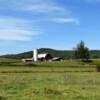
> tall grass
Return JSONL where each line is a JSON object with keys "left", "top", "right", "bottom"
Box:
{"left": 0, "top": 60, "right": 97, "bottom": 73}
{"left": 0, "top": 59, "right": 99, "bottom": 99}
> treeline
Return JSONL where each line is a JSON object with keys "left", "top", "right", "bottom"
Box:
{"left": 0, "top": 48, "right": 100, "bottom": 60}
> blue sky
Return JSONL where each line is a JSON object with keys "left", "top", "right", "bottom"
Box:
{"left": 0, "top": 0, "right": 100, "bottom": 55}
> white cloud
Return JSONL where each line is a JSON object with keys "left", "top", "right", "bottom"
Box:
{"left": 20, "top": 2, "right": 67, "bottom": 15}
{"left": 0, "top": 29, "right": 41, "bottom": 41}
{"left": 0, "top": 0, "right": 78, "bottom": 24}
{"left": 20, "top": 0, "right": 79, "bottom": 24}
{"left": 0, "top": 17, "right": 30, "bottom": 24}
{"left": 52, "top": 18, "right": 79, "bottom": 24}
{"left": 0, "top": 17, "right": 41, "bottom": 41}
{"left": 0, "top": 16, "right": 31, "bottom": 29}
{"left": 0, "top": 0, "right": 79, "bottom": 42}
{"left": 22, "top": 2, "right": 78, "bottom": 24}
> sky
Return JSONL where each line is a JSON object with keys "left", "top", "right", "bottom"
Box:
{"left": 0, "top": 0, "right": 100, "bottom": 55}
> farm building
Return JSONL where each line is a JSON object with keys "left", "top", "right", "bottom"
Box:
{"left": 22, "top": 58, "right": 34, "bottom": 62}
{"left": 52, "top": 57, "right": 63, "bottom": 61}
{"left": 38, "top": 53, "right": 53, "bottom": 61}
{"left": 22, "top": 53, "right": 53, "bottom": 62}
{"left": 22, "top": 49, "right": 62, "bottom": 62}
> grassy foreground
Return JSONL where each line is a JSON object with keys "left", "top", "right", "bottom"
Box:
{"left": 0, "top": 59, "right": 100, "bottom": 100}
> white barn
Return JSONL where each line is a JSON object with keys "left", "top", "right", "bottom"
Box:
{"left": 38, "top": 53, "right": 53, "bottom": 61}
{"left": 22, "top": 49, "right": 62, "bottom": 62}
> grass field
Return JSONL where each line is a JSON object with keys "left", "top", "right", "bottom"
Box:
{"left": 0, "top": 58, "right": 100, "bottom": 100}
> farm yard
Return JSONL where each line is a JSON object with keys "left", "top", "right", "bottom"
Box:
{"left": 0, "top": 58, "right": 100, "bottom": 100}
{"left": 0, "top": 0, "right": 100, "bottom": 99}
{"left": 0, "top": 0, "right": 100, "bottom": 98}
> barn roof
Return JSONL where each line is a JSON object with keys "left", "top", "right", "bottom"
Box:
{"left": 38, "top": 53, "right": 48, "bottom": 58}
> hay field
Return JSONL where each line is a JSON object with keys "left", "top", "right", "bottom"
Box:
{"left": 0, "top": 59, "right": 100, "bottom": 100}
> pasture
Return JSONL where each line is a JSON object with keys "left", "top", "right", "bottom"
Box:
{"left": 0, "top": 58, "right": 100, "bottom": 100}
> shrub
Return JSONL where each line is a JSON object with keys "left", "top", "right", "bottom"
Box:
{"left": 96, "top": 64, "right": 100, "bottom": 72}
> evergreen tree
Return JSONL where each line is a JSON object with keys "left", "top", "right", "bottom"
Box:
{"left": 74, "top": 41, "right": 90, "bottom": 61}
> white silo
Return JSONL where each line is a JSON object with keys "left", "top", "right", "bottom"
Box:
{"left": 33, "top": 49, "right": 38, "bottom": 62}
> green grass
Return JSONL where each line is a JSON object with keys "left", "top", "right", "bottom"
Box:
{"left": 0, "top": 60, "right": 97, "bottom": 73}
{"left": 0, "top": 59, "right": 100, "bottom": 100}
{"left": 0, "top": 73, "right": 100, "bottom": 100}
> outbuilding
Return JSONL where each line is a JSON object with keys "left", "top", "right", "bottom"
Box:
{"left": 38, "top": 53, "right": 53, "bottom": 61}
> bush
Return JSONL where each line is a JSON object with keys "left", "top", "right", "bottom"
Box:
{"left": 96, "top": 64, "right": 100, "bottom": 72}
{"left": 82, "top": 59, "right": 93, "bottom": 63}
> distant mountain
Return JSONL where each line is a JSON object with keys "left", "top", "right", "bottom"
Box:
{"left": 0, "top": 48, "right": 100, "bottom": 59}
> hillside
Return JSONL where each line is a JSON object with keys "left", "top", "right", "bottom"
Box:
{"left": 0, "top": 48, "right": 100, "bottom": 59}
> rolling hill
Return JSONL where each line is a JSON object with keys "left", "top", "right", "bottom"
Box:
{"left": 0, "top": 48, "right": 100, "bottom": 59}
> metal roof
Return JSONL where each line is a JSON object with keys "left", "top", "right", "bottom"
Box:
{"left": 38, "top": 53, "right": 48, "bottom": 58}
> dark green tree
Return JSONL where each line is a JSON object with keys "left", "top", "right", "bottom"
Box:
{"left": 74, "top": 41, "right": 90, "bottom": 61}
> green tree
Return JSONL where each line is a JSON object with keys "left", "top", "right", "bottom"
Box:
{"left": 74, "top": 41, "right": 90, "bottom": 61}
